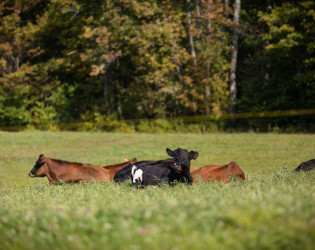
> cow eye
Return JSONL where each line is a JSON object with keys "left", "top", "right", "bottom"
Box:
{"left": 35, "top": 161, "right": 44, "bottom": 168}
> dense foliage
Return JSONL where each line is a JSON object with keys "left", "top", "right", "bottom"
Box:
{"left": 0, "top": 0, "right": 314, "bottom": 131}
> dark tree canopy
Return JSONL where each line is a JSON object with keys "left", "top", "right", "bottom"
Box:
{"left": 0, "top": 0, "right": 314, "bottom": 131}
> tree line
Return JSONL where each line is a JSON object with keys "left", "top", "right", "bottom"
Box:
{"left": 0, "top": 0, "right": 314, "bottom": 131}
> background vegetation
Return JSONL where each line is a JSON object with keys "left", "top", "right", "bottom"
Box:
{"left": 1, "top": 0, "right": 315, "bottom": 132}
{"left": 0, "top": 132, "right": 314, "bottom": 249}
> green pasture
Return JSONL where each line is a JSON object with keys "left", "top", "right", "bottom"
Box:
{"left": 0, "top": 132, "right": 314, "bottom": 249}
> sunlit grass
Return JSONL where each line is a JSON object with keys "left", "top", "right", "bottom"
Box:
{"left": 0, "top": 132, "right": 314, "bottom": 249}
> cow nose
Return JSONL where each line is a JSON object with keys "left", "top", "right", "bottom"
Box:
{"left": 29, "top": 172, "right": 35, "bottom": 178}
{"left": 174, "top": 165, "right": 182, "bottom": 173}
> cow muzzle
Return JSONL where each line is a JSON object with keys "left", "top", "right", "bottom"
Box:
{"left": 29, "top": 172, "right": 35, "bottom": 178}
{"left": 174, "top": 165, "right": 182, "bottom": 173}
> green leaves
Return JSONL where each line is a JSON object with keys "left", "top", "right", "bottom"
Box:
{"left": 259, "top": 1, "right": 314, "bottom": 51}
{"left": 0, "top": 0, "right": 314, "bottom": 130}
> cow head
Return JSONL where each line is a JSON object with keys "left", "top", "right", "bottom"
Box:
{"left": 29, "top": 154, "right": 47, "bottom": 178}
{"left": 166, "top": 148, "right": 199, "bottom": 175}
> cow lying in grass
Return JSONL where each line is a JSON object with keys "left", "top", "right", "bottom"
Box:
{"left": 29, "top": 154, "right": 137, "bottom": 185}
{"left": 294, "top": 159, "right": 315, "bottom": 172}
{"left": 190, "top": 161, "right": 245, "bottom": 183}
{"left": 131, "top": 148, "right": 199, "bottom": 188}
{"left": 114, "top": 160, "right": 174, "bottom": 182}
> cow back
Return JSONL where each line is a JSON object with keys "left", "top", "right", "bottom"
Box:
{"left": 294, "top": 159, "right": 315, "bottom": 172}
{"left": 46, "top": 158, "right": 110, "bottom": 184}
{"left": 190, "top": 166, "right": 199, "bottom": 172}
{"left": 137, "top": 161, "right": 183, "bottom": 186}
{"left": 113, "top": 160, "right": 164, "bottom": 182}
{"left": 103, "top": 158, "right": 138, "bottom": 180}
{"left": 192, "top": 161, "right": 245, "bottom": 183}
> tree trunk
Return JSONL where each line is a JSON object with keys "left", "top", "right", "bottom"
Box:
{"left": 172, "top": 38, "right": 184, "bottom": 84}
{"left": 297, "top": 61, "right": 306, "bottom": 130}
{"left": 205, "top": 0, "right": 212, "bottom": 115}
{"left": 206, "top": 0, "right": 212, "bottom": 35}
{"left": 103, "top": 68, "right": 113, "bottom": 103}
{"left": 222, "top": 0, "right": 229, "bottom": 32}
{"left": 103, "top": 51, "right": 118, "bottom": 103}
{"left": 229, "top": 0, "right": 241, "bottom": 114}
{"left": 117, "top": 91, "right": 123, "bottom": 119}
{"left": 195, "top": 0, "right": 201, "bottom": 31}
{"left": 187, "top": 0, "right": 197, "bottom": 68}
{"left": 299, "top": 88, "right": 306, "bottom": 130}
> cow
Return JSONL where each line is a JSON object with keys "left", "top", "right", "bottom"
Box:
{"left": 191, "top": 161, "right": 245, "bottom": 183}
{"left": 29, "top": 154, "right": 130, "bottom": 185}
{"left": 131, "top": 148, "right": 199, "bottom": 188}
{"left": 294, "top": 159, "right": 315, "bottom": 172}
{"left": 113, "top": 160, "right": 172, "bottom": 183}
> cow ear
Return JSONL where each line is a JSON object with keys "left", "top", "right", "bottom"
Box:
{"left": 39, "top": 154, "right": 44, "bottom": 158}
{"left": 189, "top": 151, "right": 199, "bottom": 160}
{"left": 166, "top": 148, "right": 176, "bottom": 157}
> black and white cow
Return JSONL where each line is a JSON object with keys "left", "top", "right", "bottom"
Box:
{"left": 131, "top": 148, "right": 199, "bottom": 188}
{"left": 294, "top": 159, "right": 315, "bottom": 172}
{"left": 113, "top": 160, "right": 168, "bottom": 183}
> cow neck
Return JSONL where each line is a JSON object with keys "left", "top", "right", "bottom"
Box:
{"left": 180, "top": 166, "right": 193, "bottom": 183}
{"left": 185, "top": 169, "right": 193, "bottom": 183}
{"left": 45, "top": 158, "right": 60, "bottom": 184}
{"left": 104, "top": 161, "right": 131, "bottom": 172}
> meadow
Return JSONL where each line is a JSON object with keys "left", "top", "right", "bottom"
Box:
{"left": 0, "top": 131, "right": 314, "bottom": 249}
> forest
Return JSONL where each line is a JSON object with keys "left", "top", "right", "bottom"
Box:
{"left": 0, "top": 0, "right": 314, "bottom": 132}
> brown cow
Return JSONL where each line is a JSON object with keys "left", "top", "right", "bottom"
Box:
{"left": 190, "top": 161, "right": 245, "bottom": 183}
{"left": 29, "top": 154, "right": 111, "bottom": 185}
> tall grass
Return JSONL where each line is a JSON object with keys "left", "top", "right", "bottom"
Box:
{"left": 0, "top": 132, "right": 314, "bottom": 249}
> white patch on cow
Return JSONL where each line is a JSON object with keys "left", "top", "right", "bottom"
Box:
{"left": 132, "top": 169, "right": 143, "bottom": 184}
{"left": 131, "top": 165, "right": 137, "bottom": 177}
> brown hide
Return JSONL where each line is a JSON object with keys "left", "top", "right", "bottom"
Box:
{"left": 190, "top": 166, "right": 199, "bottom": 172}
{"left": 190, "top": 161, "right": 245, "bottom": 183}
{"left": 103, "top": 157, "right": 137, "bottom": 180}
{"left": 29, "top": 156, "right": 110, "bottom": 185}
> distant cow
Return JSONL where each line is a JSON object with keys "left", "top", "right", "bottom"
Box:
{"left": 294, "top": 159, "right": 315, "bottom": 172}
{"left": 29, "top": 154, "right": 111, "bottom": 184}
{"left": 29, "top": 155, "right": 138, "bottom": 184}
{"left": 131, "top": 148, "right": 199, "bottom": 188}
{"left": 191, "top": 161, "right": 245, "bottom": 183}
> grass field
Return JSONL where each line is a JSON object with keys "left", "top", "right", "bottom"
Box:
{"left": 0, "top": 131, "right": 314, "bottom": 249}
